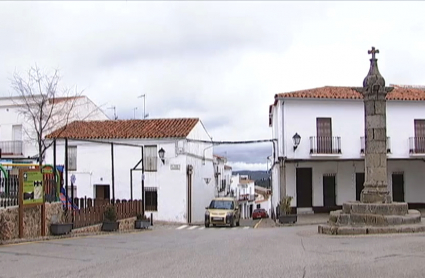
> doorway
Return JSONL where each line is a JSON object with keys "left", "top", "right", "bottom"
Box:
{"left": 316, "top": 118, "right": 332, "bottom": 153}
{"left": 355, "top": 173, "right": 365, "bottom": 201}
{"left": 296, "top": 168, "right": 313, "bottom": 208}
{"left": 95, "top": 185, "right": 110, "bottom": 200}
{"left": 392, "top": 173, "right": 405, "bottom": 202}
{"left": 323, "top": 174, "right": 336, "bottom": 207}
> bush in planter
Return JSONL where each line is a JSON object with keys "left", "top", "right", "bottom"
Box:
{"left": 102, "top": 204, "right": 119, "bottom": 231}
{"left": 50, "top": 211, "right": 73, "bottom": 236}
{"left": 135, "top": 213, "right": 151, "bottom": 229}
{"left": 279, "top": 196, "right": 297, "bottom": 224}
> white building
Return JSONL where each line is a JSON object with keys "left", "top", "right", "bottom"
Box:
{"left": 254, "top": 185, "right": 271, "bottom": 215}
{"left": 269, "top": 85, "right": 425, "bottom": 214}
{"left": 0, "top": 95, "right": 108, "bottom": 162}
{"left": 230, "top": 174, "right": 255, "bottom": 218}
{"left": 213, "top": 155, "right": 232, "bottom": 197}
{"left": 45, "top": 117, "right": 215, "bottom": 224}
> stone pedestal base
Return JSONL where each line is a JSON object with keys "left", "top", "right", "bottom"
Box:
{"left": 318, "top": 201, "right": 425, "bottom": 235}
{"left": 360, "top": 185, "right": 392, "bottom": 203}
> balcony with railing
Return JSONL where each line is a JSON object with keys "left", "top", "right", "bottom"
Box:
{"left": 0, "top": 141, "right": 23, "bottom": 156}
{"left": 238, "top": 194, "right": 256, "bottom": 202}
{"left": 309, "top": 136, "right": 341, "bottom": 156}
{"left": 409, "top": 137, "right": 425, "bottom": 155}
{"left": 360, "top": 137, "right": 391, "bottom": 154}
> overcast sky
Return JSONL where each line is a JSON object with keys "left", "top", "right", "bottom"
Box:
{"left": 1, "top": 1, "right": 425, "bottom": 171}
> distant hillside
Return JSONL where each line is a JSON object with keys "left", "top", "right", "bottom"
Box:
{"left": 233, "top": 170, "right": 271, "bottom": 188}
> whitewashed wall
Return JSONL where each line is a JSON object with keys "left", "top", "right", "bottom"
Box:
{"left": 0, "top": 96, "right": 108, "bottom": 158}
{"left": 271, "top": 98, "right": 425, "bottom": 160}
{"left": 285, "top": 160, "right": 425, "bottom": 207}
{"left": 185, "top": 121, "right": 215, "bottom": 223}
{"left": 44, "top": 139, "right": 189, "bottom": 223}
{"left": 271, "top": 166, "right": 280, "bottom": 210}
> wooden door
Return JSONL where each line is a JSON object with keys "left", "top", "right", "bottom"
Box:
{"left": 356, "top": 173, "right": 365, "bottom": 201}
{"left": 323, "top": 174, "right": 336, "bottom": 207}
{"left": 316, "top": 118, "right": 332, "bottom": 153}
{"left": 414, "top": 120, "right": 425, "bottom": 153}
{"left": 95, "top": 185, "right": 110, "bottom": 200}
{"left": 392, "top": 173, "right": 405, "bottom": 202}
{"left": 296, "top": 168, "right": 313, "bottom": 208}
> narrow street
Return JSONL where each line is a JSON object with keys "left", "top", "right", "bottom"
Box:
{"left": 1, "top": 223, "right": 425, "bottom": 278}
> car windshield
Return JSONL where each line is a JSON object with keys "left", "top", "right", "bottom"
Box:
{"left": 209, "top": 200, "right": 234, "bottom": 210}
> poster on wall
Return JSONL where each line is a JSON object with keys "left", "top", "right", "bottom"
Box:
{"left": 22, "top": 170, "right": 44, "bottom": 205}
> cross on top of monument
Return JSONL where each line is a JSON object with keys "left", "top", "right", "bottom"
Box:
{"left": 368, "top": 47, "right": 379, "bottom": 60}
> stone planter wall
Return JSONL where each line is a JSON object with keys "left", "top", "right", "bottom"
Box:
{"left": 0, "top": 202, "right": 65, "bottom": 241}
{"left": 71, "top": 217, "right": 137, "bottom": 234}
{"left": 0, "top": 204, "right": 137, "bottom": 242}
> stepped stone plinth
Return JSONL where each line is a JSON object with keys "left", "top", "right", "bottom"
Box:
{"left": 318, "top": 201, "right": 425, "bottom": 235}
{"left": 318, "top": 47, "right": 425, "bottom": 236}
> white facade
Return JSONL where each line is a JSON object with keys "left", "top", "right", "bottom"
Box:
{"left": 230, "top": 174, "right": 256, "bottom": 218}
{"left": 44, "top": 120, "right": 215, "bottom": 224}
{"left": 0, "top": 96, "right": 108, "bottom": 160}
{"left": 254, "top": 186, "right": 271, "bottom": 214}
{"left": 269, "top": 86, "right": 425, "bottom": 213}
{"left": 213, "top": 155, "right": 232, "bottom": 197}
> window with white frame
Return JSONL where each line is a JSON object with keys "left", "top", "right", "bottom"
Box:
{"left": 67, "top": 146, "right": 77, "bottom": 171}
{"left": 143, "top": 145, "right": 158, "bottom": 172}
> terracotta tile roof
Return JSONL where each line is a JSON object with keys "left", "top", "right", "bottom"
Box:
{"left": 224, "top": 165, "right": 232, "bottom": 170}
{"left": 239, "top": 179, "right": 255, "bottom": 184}
{"left": 45, "top": 118, "right": 199, "bottom": 139}
{"left": 213, "top": 154, "right": 226, "bottom": 160}
{"left": 275, "top": 86, "right": 425, "bottom": 101}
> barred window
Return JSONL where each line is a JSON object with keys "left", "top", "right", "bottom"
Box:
{"left": 143, "top": 145, "right": 158, "bottom": 172}
{"left": 67, "top": 146, "right": 77, "bottom": 171}
{"left": 145, "top": 187, "right": 158, "bottom": 211}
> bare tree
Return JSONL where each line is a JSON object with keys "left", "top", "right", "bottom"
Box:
{"left": 10, "top": 66, "right": 83, "bottom": 167}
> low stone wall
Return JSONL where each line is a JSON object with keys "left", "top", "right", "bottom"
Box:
{"left": 0, "top": 202, "right": 64, "bottom": 241}
{"left": 1, "top": 203, "right": 139, "bottom": 242}
{"left": 71, "top": 217, "right": 137, "bottom": 234}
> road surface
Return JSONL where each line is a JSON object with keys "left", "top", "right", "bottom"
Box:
{"left": 1, "top": 223, "right": 425, "bottom": 278}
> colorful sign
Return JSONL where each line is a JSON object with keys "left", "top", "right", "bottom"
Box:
{"left": 22, "top": 171, "right": 44, "bottom": 205}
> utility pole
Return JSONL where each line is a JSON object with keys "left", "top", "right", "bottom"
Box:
{"left": 137, "top": 94, "right": 148, "bottom": 119}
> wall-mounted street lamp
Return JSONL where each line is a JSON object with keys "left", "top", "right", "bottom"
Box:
{"left": 292, "top": 133, "right": 301, "bottom": 151}
{"left": 158, "top": 148, "right": 165, "bottom": 164}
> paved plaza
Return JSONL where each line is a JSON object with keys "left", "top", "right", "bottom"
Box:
{"left": 1, "top": 221, "right": 425, "bottom": 278}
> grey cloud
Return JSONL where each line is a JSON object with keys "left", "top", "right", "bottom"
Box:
{"left": 214, "top": 143, "right": 272, "bottom": 165}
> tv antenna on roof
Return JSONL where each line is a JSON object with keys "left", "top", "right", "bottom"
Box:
{"left": 108, "top": 106, "right": 118, "bottom": 120}
{"left": 137, "top": 94, "right": 149, "bottom": 119}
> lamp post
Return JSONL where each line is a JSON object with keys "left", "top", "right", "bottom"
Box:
{"left": 158, "top": 148, "right": 165, "bottom": 164}
{"left": 292, "top": 133, "right": 301, "bottom": 150}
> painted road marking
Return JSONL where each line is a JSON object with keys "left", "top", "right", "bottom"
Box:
{"left": 254, "top": 219, "right": 263, "bottom": 229}
{"left": 174, "top": 226, "right": 250, "bottom": 230}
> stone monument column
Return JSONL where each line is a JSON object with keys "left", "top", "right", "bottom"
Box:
{"left": 358, "top": 47, "right": 394, "bottom": 204}
{"left": 318, "top": 47, "right": 424, "bottom": 235}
